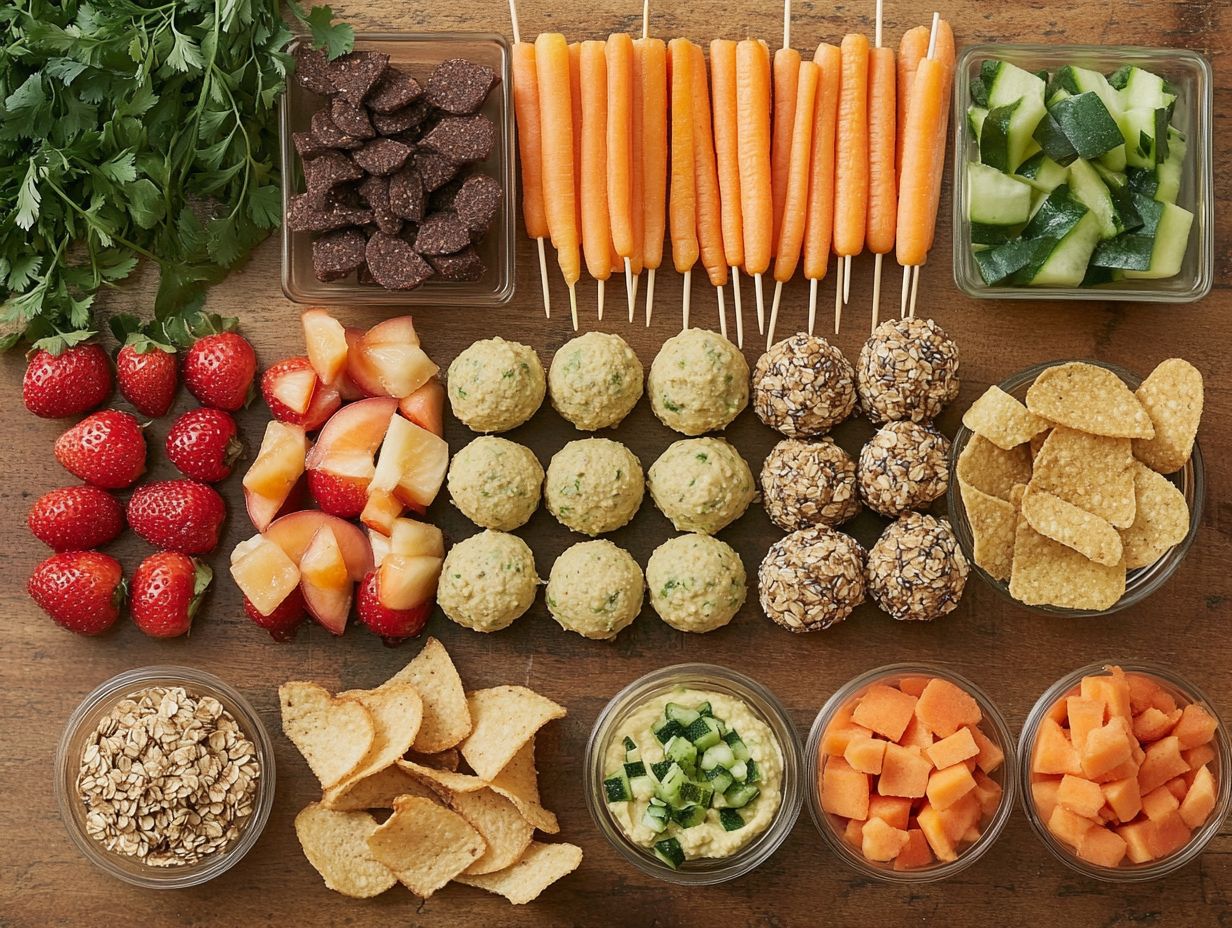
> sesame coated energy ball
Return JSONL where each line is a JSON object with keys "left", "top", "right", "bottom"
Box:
{"left": 858, "top": 421, "right": 951, "bottom": 518}
{"left": 752, "top": 333, "right": 857, "bottom": 437}
{"left": 760, "top": 438, "right": 860, "bottom": 531}
{"left": 548, "top": 331, "right": 644, "bottom": 431}
{"left": 648, "top": 328, "right": 750, "bottom": 435}
{"left": 447, "top": 436, "right": 544, "bottom": 530}
{"left": 856, "top": 317, "right": 960, "bottom": 425}
{"left": 866, "top": 513, "right": 969, "bottom": 622}
{"left": 545, "top": 438, "right": 644, "bottom": 536}
{"left": 647, "top": 437, "right": 756, "bottom": 535}
{"left": 546, "top": 540, "right": 645, "bottom": 640}
{"left": 447, "top": 337, "right": 546, "bottom": 433}
{"left": 758, "top": 527, "right": 866, "bottom": 633}
{"left": 646, "top": 533, "right": 747, "bottom": 633}
{"left": 438, "top": 530, "right": 539, "bottom": 632}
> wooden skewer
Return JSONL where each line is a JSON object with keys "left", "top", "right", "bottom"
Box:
{"left": 900, "top": 262, "right": 911, "bottom": 319}
{"left": 644, "top": 268, "right": 656, "bottom": 326}
{"left": 624, "top": 257, "right": 635, "bottom": 321}
{"left": 767, "top": 279, "right": 783, "bottom": 349}
{"left": 732, "top": 266, "right": 745, "bottom": 347}
{"left": 597, "top": 278, "right": 605, "bottom": 320}
{"left": 717, "top": 285, "right": 728, "bottom": 338}
{"left": 833, "top": 262, "right": 843, "bottom": 334}
{"left": 807, "top": 277, "right": 817, "bottom": 334}
{"left": 509, "top": 0, "right": 552, "bottom": 318}
{"left": 569, "top": 284, "right": 579, "bottom": 329}
{"left": 682, "top": 269, "right": 692, "bottom": 330}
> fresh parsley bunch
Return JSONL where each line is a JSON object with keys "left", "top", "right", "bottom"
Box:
{"left": 0, "top": 0, "right": 353, "bottom": 353}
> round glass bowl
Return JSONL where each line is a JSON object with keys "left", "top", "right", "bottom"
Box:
{"left": 55, "top": 666, "right": 276, "bottom": 889}
{"left": 948, "top": 359, "right": 1204, "bottom": 616}
{"left": 1019, "top": 661, "right": 1230, "bottom": 882}
{"left": 585, "top": 663, "right": 804, "bottom": 885}
{"left": 806, "top": 663, "right": 1018, "bottom": 882}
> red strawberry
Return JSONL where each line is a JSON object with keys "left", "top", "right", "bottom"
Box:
{"left": 54, "top": 410, "right": 147, "bottom": 488}
{"left": 28, "top": 551, "right": 125, "bottom": 635}
{"left": 166, "top": 407, "right": 243, "bottom": 482}
{"left": 23, "top": 344, "right": 113, "bottom": 419}
{"left": 184, "top": 332, "right": 257, "bottom": 411}
{"left": 130, "top": 552, "right": 212, "bottom": 638}
{"left": 307, "top": 469, "right": 368, "bottom": 519}
{"left": 28, "top": 486, "right": 125, "bottom": 551}
{"left": 243, "top": 588, "right": 307, "bottom": 642}
{"left": 117, "top": 344, "right": 178, "bottom": 417}
{"left": 127, "top": 480, "right": 226, "bottom": 554}
{"left": 356, "top": 571, "right": 431, "bottom": 645}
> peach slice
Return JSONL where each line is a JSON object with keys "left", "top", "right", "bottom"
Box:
{"left": 264, "top": 511, "right": 373, "bottom": 581}
{"left": 305, "top": 396, "right": 398, "bottom": 481}
{"left": 377, "top": 554, "right": 443, "bottom": 610}
{"left": 299, "top": 525, "right": 353, "bottom": 635}
{"left": 361, "top": 488, "right": 403, "bottom": 535}
{"left": 302, "top": 309, "right": 349, "bottom": 384}
{"left": 399, "top": 378, "right": 446, "bottom": 437}
{"left": 370, "top": 414, "right": 449, "bottom": 508}
{"left": 344, "top": 326, "right": 384, "bottom": 397}
{"left": 230, "top": 535, "right": 301, "bottom": 617}
{"left": 389, "top": 518, "right": 445, "bottom": 558}
{"left": 243, "top": 420, "right": 307, "bottom": 505}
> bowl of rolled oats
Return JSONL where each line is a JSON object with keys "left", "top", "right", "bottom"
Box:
{"left": 55, "top": 666, "right": 275, "bottom": 887}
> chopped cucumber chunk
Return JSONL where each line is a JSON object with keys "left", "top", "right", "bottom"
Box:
{"left": 653, "top": 718, "right": 685, "bottom": 744}
{"left": 745, "top": 758, "right": 761, "bottom": 784}
{"left": 967, "top": 162, "right": 1033, "bottom": 226}
{"left": 719, "top": 809, "right": 745, "bottom": 832}
{"left": 723, "top": 784, "right": 761, "bottom": 809}
{"left": 683, "top": 716, "right": 722, "bottom": 749}
{"left": 649, "top": 760, "right": 673, "bottom": 781}
{"left": 624, "top": 761, "right": 647, "bottom": 779}
{"left": 664, "top": 735, "right": 698, "bottom": 773}
{"left": 622, "top": 736, "right": 636, "bottom": 753}
{"left": 665, "top": 703, "right": 701, "bottom": 727}
{"left": 642, "top": 804, "right": 670, "bottom": 833}
{"left": 672, "top": 804, "right": 707, "bottom": 829}
{"left": 654, "top": 837, "right": 685, "bottom": 869}
{"left": 703, "top": 765, "right": 735, "bottom": 795}
{"left": 604, "top": 774, "right": 631, "bottom": 803}
{"left": 700, "top": 742, "right": 736, "bottom": 772}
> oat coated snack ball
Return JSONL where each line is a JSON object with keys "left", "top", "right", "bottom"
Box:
{"left": 858, "top": 421, "right": 951, "bottom": 518}
{"left": 646, "top": 534, "right": 747, "bottom": 633}
{"left": 447, "top": 436, "right": 544, "bottom": 530}
{"left": 447, "top": 337, "right": 546, "bottom": 432}
{"left": 758, "top": 527, "right": 866, "bottom": 632}
{"left": 647, "top": 437, "right": 756, "bottom": 535}
{"left": 856, "top": 317, "right": 960, "bottom": 425}
{"left": 549, "top": 331, "right": 644, "bottom": 430}
{"left": 546, "top": 540, "right": 645, "bottom": 640}
{"left": 752, "top": 333, "right": 857, "bottom": 437}
{"left": 544, "top": 438, "right": 644, "bottom": 536}
{"left": 866, "top": 513, "right": 969, "bottom": 622}
{"left": 648, "top": 328, "right": 750, "bottom": 435}
{"left": 760, "top": 438, "right": 860, "bottom": 531}
{"left": 438, "top": 530, "right": 539, "bottom": 632}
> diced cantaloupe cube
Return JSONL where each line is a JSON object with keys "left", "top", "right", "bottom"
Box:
{"left": 1179, "top": 766, "right": 1217, "bottom": 829}
{"left": 1183, "top": 743, "right": 1216, "bottom": 772}
{"left": 1081, "top": 669, "right": 1132, "bottom": 721}
{"left": 852, "top": 684, "right": 919, "bottom": 742}
{"left": 821, "top": 720, "right": 874, "bottom": 756}
{"left": 1057, "top": 775, "right": 1106, "bottom": 819}
{"left": 1102, "top": 776, "right": 1142, "bottom": 823}
{"left": 1093, "top": 757, "right": 1140, "bottom": 785}
{"left": 894, "top": 828, "right": 935, "bottom": 871}
{"left": 899, "top": 715, "right": 934, "bottom": 750}
{"left": 821, "top": 757, "right": 871, "bottom": 821}
{"left": 926, "top": 728, "right": 979, "bottom": 770}
{"left": 916, "top": 803, "right": 957, "bottom": 862}
{"left": 1166, "top": 777, "right": 1190, "bottom": 801}
{"left": 1047, "top": 806, "right": 1097, "bottom": 848}
{"left": 927, "top": 763, "right": 978, "bottom": 811}
{"left": 915, "top": 678, "right": 982, "bottom": 738}
{"left": 898, "top": 676, "right": 930, "bottom": 698}
{"left": 1032, "top": 777, "right": 1063, "bottom": 821}
{"left": 1127, "top": 673, "right": 1162, "bottom": 715}
{"left": 1034, "top": 718, "right": 1083, "bottom": 776}
{"left": 1145, "top": 810, "right": 1192, "bottom": 859}
{"left": 966, "top": 724, "right": 1005, "bottom": 774}
{"left": 867, "top": 795, "right": 912, "bottom": 830}
{"left": 844, "top": 735, "right": 888, "bottom": 775}
{"left": 971, "top": 769, "right": 1003, "bottom": 815}
{"left": 1066, "top": 696, "right": 1105, "bottom": 753}
{"left": 1045, "top": 695, "right": 1070, "bottom": 725}
{"left": 878, "top": 743, "right": 933, "bottom": 799}
{"left": 1077, "top": 825, "right": 1128, "bottom": 868}
{"left": 862, "top": 816, "right": 911, "bottom": 862}
{"left": 1173, "top": 704, "right": 1218, "bottom": 750}
{"left": 1138, "top": 736, "right": 1191, "bottom": 794}
{"left": 1150, "top": 687, "right": 1178, "bottom": 715}
{"left": 1132, "top": 706, "right": 1182, "bottom": 743}
{"left": 1118, "top": 821, "right": 1156, "bottom": 863}
{"left": 842, "top": 816, "right": 865, "bottom": 848}
{"left": 1081, "top": 718, "right": 1134, "bottom": 779}
{"left": 1141, "top": 784, "right": 1180, "bottom": 822}
{"left": 939, "top": 792, "right": 982, "bottom": 842}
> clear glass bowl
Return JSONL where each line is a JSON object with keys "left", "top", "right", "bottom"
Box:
{"left": 951, "top": 44, "right": 1213, "bottom": 302}
{"left": 55, "top": 666, "right": 275, "bottom": 889}
{"left": 947, "top": 359, "right": 1204, "bottom": 616}
{"left": 1019, "top": 661, "right": 1230, "bottom": 881}
{"left": 585, "top": 663, "right": 804, "bottom": 885}
{"left": 280, "top": 32, "right": 515, "bottom": 306}
{"left": 806, "top": 663, "right": 1018, "bottom": 882}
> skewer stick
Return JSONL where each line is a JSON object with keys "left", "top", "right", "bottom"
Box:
{"left": 731, "top": 267, "right": 744, "bottom": 347}
{"left": 843, "top": 254, "right": 851, "bottom": 303}
{"left": 644, "top": 268, "right": 656, "bottom": 326}
{"left": 642, "top": 0, "right": 649, "bottom": 40}
{"left": 717, "top": 285, "right": 728, "bottom": 339}
{"left": 682, "top": 269, "right": 692, "bottom": 330}
{"left": 754, "top": 273, "right": 765, "bottom": 333}
{"left": 624, "top": 258, "right": 635, "bottom": 320}
{"left": 597, "top": 279, "right": 605, "bottom": 320}
{"left": 807, "top": 278, "right": 818, "bottom": 334}
{"left": 569, "top": 283, "right": 579, "bottom": 330}
{"left": 833, "top": 267, "right": 843, "bottom": 335}
{"left": 767, "top": 280, "right": 783, "bottom": 349}
{"left": 908, "top": 264, "right": 920, "bottom": 318}
{"left": 509, "top": 0, "right": 552, "bottom": 318}
{"left": 871, "top": 252, "right": 882, "bottom": 332}
{"left": 900, "top": 263, "right": 911, "bottom": 319}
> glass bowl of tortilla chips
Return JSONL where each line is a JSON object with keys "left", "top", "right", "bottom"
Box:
{"left": 947, "top": 358, "right": 1203, "bottom": 616}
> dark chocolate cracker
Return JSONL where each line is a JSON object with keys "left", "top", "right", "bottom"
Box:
{"left": 293, "top": 130, "right": 330, "bottom": 160}
{"left": 427, "top": 246, "right": 485, "bottom": 281}
{"left": 365, "top": 232, "right": 435, "bottom": 290}
{"left": 327, "top": 50, "right": 389, "bottom": 105}
{"left": 310, "top": 110, "right": 363, "bottom": 150}
{"left": 287, "top": 194, "right": 373, "bottom": 232}
{"left": 428, "top": 176, "right": 464, "bottom": 212}
{"left": 419, "top": 115, "right": 495, "bottom": 164}
{"left": 367, "top": 68, "right": 423, "bottom": 113}
{"left": 414, "top": 211, "right": 471, "bottom": 255}
{"left": 293, "top": 45, "right": 335, "bottom": 95}
{"left": 425, "top": 58, "right": 497, "bottom": 115}
{"left": 303, "top": 151, "right": 363, "bottom": 208}
{"left": 312, "top": 228, "right": 367, "bottom": 281}
{"left": 329, "top": 98, "right": 376, "bottom": 139}
{"left": 452, "top": 174, "right": 502, "bottom": 233}
{"left": 389, "top": 168, "right": 426, "bottom": 221}
{"left": 373, "top": 99, "right": 432, "bottom": 137}
{"left": 353, "top": 138, "right": 413, "bottom": 176}
{"left": 358, "top": 175, "right": 403, "bottom": 236}
{"left": 413, "top": 150, "right": 457, "bottom": 192}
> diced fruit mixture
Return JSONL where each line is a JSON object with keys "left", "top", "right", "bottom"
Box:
{"left": 818, "top": 675, "right": 1006, "bottom": 870}
{"left": 1030, "top": 666, "right": 1221, "bottom": 868}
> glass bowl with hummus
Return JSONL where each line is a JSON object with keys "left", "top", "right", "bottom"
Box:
{"left": 586, "top": 664, "right": 803, "bottom": 884}
{"left": 806, "top": 664, "right": 1018, "bottom": 882}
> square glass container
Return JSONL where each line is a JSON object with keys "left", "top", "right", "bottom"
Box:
{"left": 951, "top": 44, "right": 1213, "bottom": 303}
{"left": 280, "top": 32, "right": 515, "bottom": 306}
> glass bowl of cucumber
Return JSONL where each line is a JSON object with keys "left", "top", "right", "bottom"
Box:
{"left": 951, "top": 44, "right": 1212, "bottom": 302}
{"left": 585, "top": 664, "right": 804, "bottom": 885}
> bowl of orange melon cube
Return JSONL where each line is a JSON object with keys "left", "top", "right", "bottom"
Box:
{"left": 1021, "top": 663, "right": 1229, "bottom": 880}
{"left": 807, "top": 665, "right": 1017, "bottom": 881}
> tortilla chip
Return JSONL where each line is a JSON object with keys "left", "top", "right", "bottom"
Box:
{"left": 294, "top": 803, "right": 396, "bottom": 898}
{"left": 366, "top": 796, "right": 485, "bottom": 898}
{"left": 1133, "top": 358, "right": 1203, "bottom": 474}
{"left": 280, "top": 681, "right": 375, "bottom": 788}
{"left": 384, "top": 637, "right": 472, "bottom": 753}
{"left": 1120, "top": 461, "right": 1191, "bottom": 569}
{"left": 450, "top": 788, "right": 535, "bottom": 875}
{"left": 1025, "top": 362, "right": 1154, "bottom": 439}
{"left": 321, "top": 763, "right": 437, "bottom": 812}
{"left": 1008, "top": 518, "right": 1126, "bottom": 611}
{"left": 455, "top": 841, "right": 583, "bottom": 905}
{"left": 460, "top": 686, "right": 567, "bottom": 781}
{"left": 1029, "top": 428, "right": 1050, "bottom": 460}
{"left": 326, "top": 682, "right": 423, "bottom": 798}
{"left": 956, "top": 435, "right": 1032, "bottom": 501}
{"left": 409, "top": 748, "right": 460, "bottom": 771}
{"left": 397, "top": 759, "right": 488, "bottom": 796}
{"left": 1021, "top": 486, "right": 1124, "bottom": 567}
{"left": 1030, "top": 427, "right": 1136, "bottom": 528}
{"left": 490, "top": 738, "right": 560, "bottom": 834}
{"left": 960, "top": 481, "right": 1017, "bottom": 581}
{"left": 1010, "top": 483, "right": 1026, "bottom": 508}
{"left": 962, "top": 386, "right": 1050, "bottom": 450}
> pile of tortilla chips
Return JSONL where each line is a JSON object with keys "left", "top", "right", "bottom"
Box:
{"left": 957, "top": 359, "right": 1201, "bottom": 611}
{"left": 280, "top": 637, "right": 581, "bottom": 905}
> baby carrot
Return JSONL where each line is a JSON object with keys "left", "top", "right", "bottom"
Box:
{"left": 924, "top": 19, "right": 955, "bottom": 251}
{"left": 534, "top": 33, "right": 580, "bottom": 289}
{"left": 895, "top": 56, "right": 944, "bottom": 267}
{"left": 511, "top": 43, "right": 548, "bottom": 241}
{"left": 568, "top": 42, "right": 584, "bottom": 237}
{"left": 736, "top": 39, "right": 772, "bottom": 280}
{"left": 629, "top": 42, "right": 645, "bottom": 281}
{"left": 606, "top": 34, "right": 635, "bottom": 266}
{"left": 637, "top": 38, "right": 668, "bottom": 275}
{"left": 668, "top": 38, "right": 698, "bottom": 275}
{"left": 865, "top": 45, "right": 897, "bottom": 256}
{"left": 578, "top": 41, "right": 611, "bottom": 284}
{"left": 773, "top": 60, "right": 819, "bottom": 282}
{"left": 896, "top": 26, "right": 929, "bottom": 178}
{"left": 770, "top": 47, "right": 801, "bottom": 252}
{"left": 803, "top": 42, "right": 841, "bottom": 282}
{"left": 832, "top": 32, "right": 869, "bottom": 259}
{"left": 689, "top": 41, "right": 728, "bottom": 289}
{"left": 709, "top": 39, "right": 744, "bottom": 270}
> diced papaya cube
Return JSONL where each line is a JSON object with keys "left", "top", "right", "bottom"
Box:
{"left": 1081, "top": 718, "right": 1134, "bottom": 779}
{"left": 1102, "top": 776, "right": 1142, "bottom": 823}
{"left": 1141, "top": 785, "right": 1180, "bottom": 822}
{"left": 1127, "top": 673, "right": 1162, "bottom": 715}
{"left": 821, "top": 757, "right": 871, "bottom": 821}
{"left": 1047, "top": 805, "right": 1096, "bottom": 848}
{"left": 1081, "top": 667, "right": 1132, "bottom": 721}
{"left": 1032, "top": 777, "right": 1063, "bottom": 821}
{"left": 878, "top": 743, "right": 933, "bottom": 799}
{"left": 898, "top": 676, "right": 930, "bottom": 698}
{"left": 1077, "top": 825, "right": 1128, "bottom": 868}
{"left": 1132, "top": 706, "right": 1182, "bottom": 743}
{"left": 927, "top": 763, "right": 978, "bottom": 811}
{"left": 893, "top": 828, "right": 935, "bottom": 871}
{"left": 852, "top": 683, "right": 919, "bottom": 742}
{"left": 867, "top": 794, "right": 912, "bottom": 830}
{"left": 1166, "top": 777, "right": 1189, "bottom": 801}
{"left": 1145, "top": 810, "right": 1192, "bottom": 859}
{"left": 1150, "top": 687, "right": 1178, "bottom": 715}
{"left": 1093, "top": 757, "right": 1140, "bottom": 785}
{"left": 926, "top": 728, "right": 979, "bottom": 770}
{"left": 1179, "top": 766, "right": 1217, "bottom": 829}
{"left": 1096, "top": 803, "right": 1117, "bottom": 824}
{"left": 915, "top": 678, "right": 982, "bottom": 738}
{"left": 899, "top": 714, "right": 934, "bottom": 750}
{"left": 916, "top": 803, "right": 957, "bottom": 862}
{"left": 961, "top": 824, "right": 982, "bottom": 844}
{"left": 844, "top": 735, "right": 888, "bottom": 775}
{"left": 939, "top": 791, "right": 981, "bottom": 842}
{"left": 1066, "top": 696, "right": 1105, "bottom": 753}
{"left": 971, "top": 769, "right": 1003, "bottom": 815}
{"left": 862, "top": 816, "right": 911, "bottom": 862}
{"left": 966, "top": 724, "right": 1005, "bottom": 774}
{"left": 821, "top": 721, "right": 874, "bottom": 756}
{"left": 842, "top": 816, "right": 866, "bottom": 848}
{"left": 1057, "top": 775, "right": 1106, "bottom": 819}
{"left": 1183, "top": 743, "right": 1216, "bottom": 772}
{"left": 1118, "top": 821, "right": 1156, "bottom": 864}
{"left": 1138, "top": 736, "right": 1191, "bottom": 794}
{"left": 1034, "top": 718, "right": 1083, "bottom": 776}
{"left": 1173, "top": 704, "right": 1218, "bottom": 750}
{"left": 1045, "top": 696, "right": 1070, "bottom": 725}
{"left": 964, "top": 756, "right": 979, "bottom": 773}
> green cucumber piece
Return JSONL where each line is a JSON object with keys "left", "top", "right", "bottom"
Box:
{"left": 649, "top": 760, "right": 673, "bottom": 781}
{"left": 654, "top": 837, "right": 685, "bottom": 869}
{"left": 1054, "top": 65, "right": 1123, "bottom": 117}
{"left": 656, "top": 762, "right": 689, "bottom": 806}
{"left": 1022, "top": 184, "right": 1088, "bottom": 238}
{"left": 604, "top": 773, "right": 631, "bottom": 803}
{"left": 745, "top": 758, "right": 761, "bottom": 784}
{"left": 665, "top": 702, "right": 701, "bottom": 728}
{"left": 700, "top": 742, "right": 736, "bottom": 772}
{"left": 1090, "top": 233, "right": 1155, "bottom": 271}
{"left": 1067, "top": 158, "right": 1119, "bottom": 239}
{"left": 1049, "top": 91, "right": 1125, "bottom": 159}
{"left": 684, "top": 716, "right": 722, "bottom": 749}
{"left": 1031, "top": 109, "right": 1078, "bottom": 166}
{"left": 1155, "top": 128, "right": 1186, "bottom": 203}
{"left": 664, "top": 735, "right": 698, "bottom": 772}
{"left": 723, "top": 784, "right": 761, "bottom": 809}
{"left": 641, "top": 803, "right": 670, "bottom": 833}
{"left": 719, "top": 808, "right": 745, "bottom": 832}
{"left": 1093, "top": 162, "right": 1127, "bottom": 190}
{"left": 984, "top": 60, "right": 1047, "bottom": 171}
{"left": 653, "top": 718, "right": 685, "bottom": 744}
{"left": 624, "top": 761, "right": 647, "bottom": 779}
{"left": 968, "top": 104, "right": 988, "bottom": 140}
{"left": 967, "top": 162, "right": 1033, "bottom": 226}
{"left": 1014, "top": 152, "right": 1069, "bottom": 192}
{"left": 1111, "top": 65, "right": 1176, "bottom": 111}
{"left": 672, "top": 803, "right": 706, "bottom": 829}
{"left": 703, "top": 765, "right": 734, "bottom": 795}
{"left": 974, "top": 237, "right": 1052, "bottom": 285}
{"left": 1023, "top": 211, "right": 1103, "bottom": 286}
{"left": 696, "top": 701, "right": 713, "bottom": 718}
{"left": 979, "top": 100, "right": 1020, "bottom": 173}
{"left": 1123, "top": 202, "right": 1193, "bottom": 279}
{"left": 622, "top": 736, "right": 636, "bottom": 753}
{"left": 1122, "top": 106, "right": 1169, "bottom": 168}
{"left": 722, "top": 730, "right": 751, "bottom": 762}
{"left": 971, "top": 222, "right": 1023, "bottom": 246}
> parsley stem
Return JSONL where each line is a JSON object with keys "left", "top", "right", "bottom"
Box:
{"left": 42, "top": 177, "right": 160, "bottom": 265}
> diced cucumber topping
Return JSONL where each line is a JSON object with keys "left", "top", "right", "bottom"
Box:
{"left": 679, "top": 781, "right": 702, "bottom": 805}
{"left": 654, "top": 837, "right": 685, "bottom": 869}
{"left": 665, "top": 703, "right": 701, "bottom": 727}
{"left": 745, "top": 758, "right": 760, "bottom": 785}
{"left": 719, "top": 809, "right": 745, "bottom": 832}
{"left": 723, "top": 784, "right": 761, "bottom": 809}
{"left": 654, "top": 718, "right": 685, "bottom": 744}
{"left": 622, "top": 736, "right": 636, "bottom": 752}
{"left": 630, "top": 774, "right": 656, "bottom": 801}
{"left": 700, "top": 742, "right": 736, "bottom": 772}
{"left": 729, "top": 760, "right": 748, "bottom": 781}
{"left": 624, "top": 761, "right": 647, "bottom": 779}
{"left": 683, "top": 716, "right": 722, "bottom": 749}
{"left": 649, "top": 760, "right": 673, "bottom": 781}
{"left": 656, "top": 763, "right": 688, "bottom": 807}
{"left": 672, "top": 804, "right": 706, "bottom": 829}
{"left": 696, "top": 701, "right": 713, "bottom": 718}
{"left": 642, "top": 804, "right": 670, "bottom": 833}
{"left": 968, "top": 162, "right": 1033, "bottom": 226}
{"left": 604, "top": 774, "right": 631, "bottom": 803}
{"left": 664, "top": 735, "right": 698, "bottom": 773}
{"left": 722, "top": 730, "right": 751, "bottom": 761}
{"left": 703, "top": 765, "right": 734, "bottom": 795}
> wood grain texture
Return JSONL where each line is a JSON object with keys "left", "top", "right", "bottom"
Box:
{"left": 1, "top": 1, "right": 1230, "bottom": 925}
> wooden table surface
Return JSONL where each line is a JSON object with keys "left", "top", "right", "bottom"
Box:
{"left": 2, "top": 1, "right": 1229, "bottom": 925}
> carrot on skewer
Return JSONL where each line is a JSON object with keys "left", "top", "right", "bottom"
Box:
{"left": 534, "top": 33, "right": 580, "bottom": 328}
{"left": 770, "top": 45, "right": 801, "bottom": 254}
{"left": 767, "top": 59, "right": 819, "bottom": 348}
{"left": 510, "top": 38, "right": 553, "bottom": 319}
{"left": 568, "top": 43, "right": 584, "bottom": 250}
{"left": 832, "top": 32, "right": 870, "bottom": 333}
{"left": 688, "top": 41, "right": 729, "bottom": 339}
{"left": 922, "top": 19, "right": 955, "bottom": 255}
{"left": 710, "top": 38, "right": 745, "bottom": 346}
{"left": 637, "top": 36, "right": 668, "bottom": 326}
{"left": 895, "top": 26, "right": 929, "bottom": 179}
{"left": 578, "top": 40, "right": 612, "bottom": 319}
{"left": 802, "top": 41, "right": 840, "bottom": 334}
{"left": 866, "top": 37, "right": 897, "bottom": 332}
{"left": 607, "top": 32, "right": 638, "bottom": 317}
{"left": 628, "top": 39, "right": 646, "bottom": 321}
{"left": 667, "top": 38, "right": 699, "bottom": 330}
{"left": 736, "top": 39, "right": 772, "bottom": 334}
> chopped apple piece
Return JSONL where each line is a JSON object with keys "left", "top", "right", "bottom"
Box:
{"left": 299, "top": 526, "right": 353, "bottom": 635}
{"left": 230, "top": 536, "right": 301, "bottom": 617}
{"left": 399, "top": 378, "right": 446, "bottom": 437}
{"left": 377, "top": 554, "right": 442, "bottom": 610}
{"left": 362, "top": 342, "right": 438, "bottom": 399}
{"left": 264, "top": 511, "right": 373, "bottom": 580}
{"left": 230, "top": 534, "right": 267, "bottom": 565}
{"left": 302, "top": 309, "right": 349, "bottom": 383}
{"left": 361, "top": 488, "right": 403, "bottom": 535}
{"left": 305, "top": 396, "right": 397, "bottom": 481}
{"left": 269, "top": 365, "right": 317, "bottom": 415}
{"left": 364, "top": 316, "right": 420, "bottom": 347}
{"left": 390, "top": 518, "right": 445, "bottom": 558}
{"left": 243, "top": 421, "right": 307, "bottom": 499}
{"left": 370, "top": 414, "right": 450, "bottom": 508}
{"left": 369, "top": 529, "right": 391, "bottom": 568}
